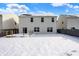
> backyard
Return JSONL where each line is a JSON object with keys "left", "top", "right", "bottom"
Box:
{"left": 0, "top": 34, "right": 79, "bottom": 56}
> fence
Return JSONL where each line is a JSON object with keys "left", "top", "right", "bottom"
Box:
{"left": 57, "top": 29, "right": 79, "bottom": 37}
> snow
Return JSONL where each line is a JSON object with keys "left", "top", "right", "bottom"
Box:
{"left": 0, "top": 34, "right": 79, "bottom": 56}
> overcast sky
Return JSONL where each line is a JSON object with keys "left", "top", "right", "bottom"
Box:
{"left": 0, "top": 3, "right": 79, "bottom": 15}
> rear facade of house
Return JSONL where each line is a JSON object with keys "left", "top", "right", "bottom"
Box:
{"left": 19, "top": 14, "right": 57, "bottom": 34}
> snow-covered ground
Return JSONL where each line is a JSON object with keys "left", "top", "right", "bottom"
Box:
{"left": 0, "top": 34, "right": 79, "bottom": 56}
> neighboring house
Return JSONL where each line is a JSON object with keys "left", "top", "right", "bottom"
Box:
{"left": 19, "top": 14, "right": 57, "bottom": 34}
{"left": 66, "top": 15, "right": 79, "bottom": 30}
{"left": 57, "top": 15, "right": 79, "bottom": 30}
{"left": 2, "top": 14, "right": 19, "bottom": 35}
{"left": 0, "top": 15, "right": 2, "bottom": 33}
{"left": 57, "top": 15, "right": 67, "bottom": 29}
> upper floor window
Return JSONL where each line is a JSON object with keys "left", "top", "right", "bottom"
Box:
{"left": 41, "top": 17, "right": 44, "bottom": 22}
{"left": 52, "top": 18, "right": 54, "bottom": 22}
{"left": 30, "top": 17, "right": 33, "bottom": 22}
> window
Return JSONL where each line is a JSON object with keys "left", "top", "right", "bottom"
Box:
{"left": 52, "top": 18, "right": 54, "bottom": 22}
{"left": 41, "top": 17, "right": 44, "bottom": 22}
{"left": 15, "top": 22, "right": 17, "bottom": 25}
{"left": 34, "top": 27, "right": 40, "bottom": 32}
{"left": 47, "top": 27, "right": 53, "bottom": 32}
{"left": 30, "top": 17, "right": 33, "bottom": 22}
{"left": 62, "top": 21, "right": 64, "bottom": 24}
{"left": 23, "top": 27, "right": 27, "bottom": 33}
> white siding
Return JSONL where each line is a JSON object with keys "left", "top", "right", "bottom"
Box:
{"left": 19, "top": 15, "right": 57, "bottom": 34}
{"left": 57, "top": 15, "right": 67, "bottom": 29}
{"left": 57, "top": 15, "right": 79, "bottom": 30}
{"left": 2, "top": 14, "right": 19, "bottom": 29}
{"left": 67, "top": 18, "right": 79, "bottom": 29}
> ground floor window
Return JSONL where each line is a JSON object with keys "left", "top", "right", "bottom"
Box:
{"left": 23, "top": 27, "right": 27, "bottom": 33}
{"left": 47, "top": 27, "right": 53, "bottom": 32}
{"left": 71, "top": 27, "right": 75, "bottom": 30}
{"left": 34, "top": 27, "right": 40, "bottom": 32}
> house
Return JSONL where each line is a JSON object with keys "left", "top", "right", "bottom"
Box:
{"left": 57, "top": 15, "right": 79, "bottom": 36}
{"left": 57, "top": 15, "right": 79, "bottom": 30}
{"left": 19, "top": 14, "right": 57, "bottom": 34}
{"left": 57, "top": 15, "right": 67, "bottom": 29}
{"left": 2, "top": 14, "right": 19, "bottom": 35}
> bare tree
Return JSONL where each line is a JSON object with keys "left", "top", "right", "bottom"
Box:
{"left": 28, "top": 31, "right": 33, "bottom": 37}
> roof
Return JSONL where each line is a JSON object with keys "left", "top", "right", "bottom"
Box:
{"left": 59, "top": 14, "right": 79, "bottom": 19}
{"left": 19, "top": 14, "right": 57, "bottom": 17}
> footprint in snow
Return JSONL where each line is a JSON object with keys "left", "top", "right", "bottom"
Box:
{"left": 64, "top": 50, "right": 77, "bottom": 56}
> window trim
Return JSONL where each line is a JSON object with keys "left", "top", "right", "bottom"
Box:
{"left": 41, "top": 17, "right": 44, "bottom": 22}
{"left": 30, "top": 17, "right": 33, "bottom": 22}
{"left": 34, "top": 27, "right": 40, "bottom": 32}
{"left": 47, "top": 27, "right": 53, "bottom": 32}
{"left": 23, "top": 27, "right": 27, "bottom": 33}
{"left": 52, "top": 18, "right": 54, "bottom": 22}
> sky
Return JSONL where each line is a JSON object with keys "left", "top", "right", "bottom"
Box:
{"left": 0, "top": 3, "right": 79, "bottom": 15}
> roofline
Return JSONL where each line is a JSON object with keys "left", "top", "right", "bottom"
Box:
{"left": 19, "top": 14, "right": 57, "bottom": 17}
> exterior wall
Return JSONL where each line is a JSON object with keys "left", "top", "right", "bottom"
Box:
{"left": 57, "top": 15, "right": 67, "bottom": 29}
{"left": 19, "top": 15, "right": 57, "bottom": 34}
{"left": 57, "top": 15, "right": 79, "bottom": 30}
{"left": 0, "top": 15, "right": 2, "bottom": 33}
{"left": 67, "top": 18, "right": 79, "bottom": 29}
{"left": 2, "top": 14, "right": 19, "bottom": 29}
